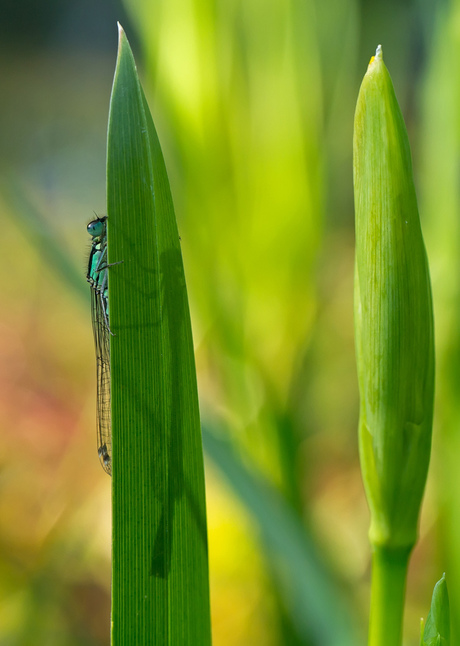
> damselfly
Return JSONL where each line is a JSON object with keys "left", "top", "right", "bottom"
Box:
{"left": 87, "top": 215, "right": 113, "bottom": 475}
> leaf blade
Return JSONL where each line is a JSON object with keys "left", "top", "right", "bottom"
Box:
{"left": 107, "top": 24, "right": 211, "bottom": 645}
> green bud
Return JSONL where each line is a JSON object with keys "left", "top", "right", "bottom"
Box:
{"left": 353, "top": 45, "right": 435, "bottom": 551}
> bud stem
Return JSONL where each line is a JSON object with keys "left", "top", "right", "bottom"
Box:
{"left": 368, "top": 546, "right": 411, "bottom": 646}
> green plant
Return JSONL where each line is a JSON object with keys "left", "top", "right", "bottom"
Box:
{"left": 354, "top": 45, "right": 435, "bottom": 646}
{"left": 106, "top": 25, "right": 211, "bottom": 645}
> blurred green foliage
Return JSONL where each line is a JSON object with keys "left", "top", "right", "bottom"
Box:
{"left": 1, "top": 0, "right": 460, "bottom": 645}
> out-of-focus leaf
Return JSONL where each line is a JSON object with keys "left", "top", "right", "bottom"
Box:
{"left": 0, "top": 179, "right": 87, "bottom": 300}
{"left": 421, "top": 574, "right": 450, "bottom": 646}
{"left": 203, "top": 423, "right": 357, "bottom": 646}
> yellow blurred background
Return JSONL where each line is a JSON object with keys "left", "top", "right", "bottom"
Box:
{"left": 0, "top": 0, "right": 459, "bottom": 644}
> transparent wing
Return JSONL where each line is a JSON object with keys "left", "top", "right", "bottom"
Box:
{"left": 91, "top": 281, "right": 112, "bottom": 475}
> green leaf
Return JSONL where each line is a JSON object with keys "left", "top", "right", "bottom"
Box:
{"left": 422, "top": 574, "right": 450, "bottom": 646}
{"left": 107, "top": 24, "right": 211, "bottom": 645}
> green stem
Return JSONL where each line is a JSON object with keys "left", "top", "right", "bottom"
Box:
{"left": 368, "top": 545, "right": 411, "bottom": 646}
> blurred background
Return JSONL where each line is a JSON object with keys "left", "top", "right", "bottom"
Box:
{"left": 0, "top": 0, "right": 458, "bottom": 644}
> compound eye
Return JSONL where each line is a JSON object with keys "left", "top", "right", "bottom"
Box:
{"left": 87, "top": 219, "right": 104, "bottom": 237}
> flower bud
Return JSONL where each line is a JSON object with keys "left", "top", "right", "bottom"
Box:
{"left": 353, "top": 45, "right": 435, "bottom": 550}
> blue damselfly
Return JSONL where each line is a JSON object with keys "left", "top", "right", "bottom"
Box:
{"left": 87, "top": 216, "right": 113, "bottom": 475}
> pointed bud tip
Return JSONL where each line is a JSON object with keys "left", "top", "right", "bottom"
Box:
{"left": 367, "top": 44, "right": 383, "bottom": 73}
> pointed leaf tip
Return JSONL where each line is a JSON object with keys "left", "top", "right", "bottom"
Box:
{"left": 421, "top": 574, "right": 450, "bottom": 645}
{"left": 117, "top": 22, "right": 126, "bottom": 50}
